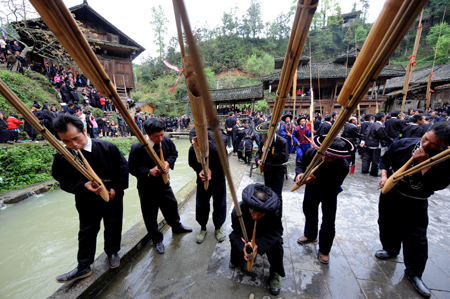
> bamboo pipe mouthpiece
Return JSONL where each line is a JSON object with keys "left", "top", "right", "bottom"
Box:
{"left": 291, "top": 183, "right": 301, "bottom": 192}
{"left": 381, "top": 156, "right": 414, "bottom": 194}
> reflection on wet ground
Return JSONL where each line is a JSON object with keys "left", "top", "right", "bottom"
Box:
{"left": 98, "top": 153, "right": 450, "bottom": 298}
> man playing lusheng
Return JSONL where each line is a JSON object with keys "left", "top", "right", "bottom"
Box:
{"left": 295, "top": 136, "right": 353, "bottom": 264}
{"left": 52, "top": 115, "right": 129, "bottom": 283}
{"left": 128, "top": 118, "right": 192, "bottom": 255}
{"left": 188, "top": 130, "right": 227, "bottom": 243}
{"left": 377, "top": 122, "right": 450, "bottom": 298}
{"left": 229, "top": 183, "right": 284, "bottom": 296}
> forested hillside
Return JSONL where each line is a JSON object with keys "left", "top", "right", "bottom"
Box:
{"left": 133, "top": 0, "right": 449, "bottom": 117}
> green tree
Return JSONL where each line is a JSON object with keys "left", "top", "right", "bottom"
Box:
{"left": 244, "top": 53, "right": 274, "bottom": 76}
{"left": 150, "top": 5, "right": 168, "bottom": 59}
{"left": 426, "top": 22, "right": 450, "bottom": 64}
{"left": 243, "top": 0, "right": 264, "bottom": 38}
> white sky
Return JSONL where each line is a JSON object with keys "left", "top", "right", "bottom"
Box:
{"left": 58, "top": 0, "right": 385, "bottom": 63}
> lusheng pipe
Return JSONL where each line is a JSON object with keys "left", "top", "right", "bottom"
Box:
{"left": 246, "top": 220, "right": 258, "bottom": 272}
{"left": 291, "top": 160, "right": 324, "bottom": 191}
{"left": 29, "top": 0, "right": 168, "bottom": 184}
{"left": 172, "top": 0, "right": 250, "bottom": 243}
{"left": 260, "top": 0, "right": 318, "bottom": 170}
{"left": 0, "top": 78, "right": 109, "bottom": 202}
{"left": 382, "top": 148, "right": 450, "bottom": 194}
{"left": 295, "top": 0, "right": 428, "bottom": 190}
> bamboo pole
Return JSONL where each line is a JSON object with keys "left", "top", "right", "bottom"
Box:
{"left": 293, "top": 0, "right": 429, "bottom": 190}
{"left": 173, "top": 5, "right": 210, "bottom": 190}
{"left": 29, "top": 0, "right": 168, "bottom": 184}
{"left": 0, "top": 78, "right": 109, "bottom": 202}
{"left": 382, "top": 148, "right": 450, "bottom": 194}
{"left": 292, "top": 69, "right": 297, "bottom": 147}
{"left": 400, "top": 10, "right": 424, "bottom": 119}
{"left": 259, "top": 0, "right": 319, "bottom": 170}
{"left": 246, "top": 221, "right": 258, "bottom": 271}
{"left": 426, "top": 7, "right": 446, "bottom": 110}
{"left": 172, "top": 0, "right": 251, "bottom": 242}
{"left": 309, "top": 41, "right": 314, "bottom": 140}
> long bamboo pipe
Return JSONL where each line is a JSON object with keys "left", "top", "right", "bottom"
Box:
{"left": 295, "top": 0, "right": 428, "bottom": 188}
{"left": 0, "top": 78, "right": 109, "bottom": 202}
{"left": 173, "top": 7, "right": 210, "bottom": 190}
{"left": 400, "top": 10, "right": 424, "bottom": 119}
{"left": 173, "top": 0, "right": 250, "bottom": 242}
{"left": 29, "top": 0, "right": 168, "bottom": 184}
{"left": 291, "top": 160, "right": 324, "bottom": 191}
{"left": 382, "top": 148, "right": 450, "bottom": 194}
{"left": 246, "top": 221, "right": 258, "bottom": 272}
{"left": 260, "top": 0, "right": 318, "bottom": 171}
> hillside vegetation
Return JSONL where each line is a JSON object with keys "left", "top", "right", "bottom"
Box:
{"left": 133, "top": 0, "right": 449, "bottom": 116}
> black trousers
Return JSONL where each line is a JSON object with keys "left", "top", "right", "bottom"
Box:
{"left": 138, "top": 183, "right": 182, "bottom": 245}
{"left": 195, "top": 180, "right": 226, "bottom": 229}
{"left": 362, "top": 148, "right": 381, "bottom": 175}
{"left": 303, "top": 188, "right": 337, "bottom": 255}
{"left": 230, "top": 238, "right": 285, "bottom": 277}
{"left": 227, "top": 131, "right": 233, "bottom": 147}
{"left": 75, "top": 190, "right": 124, "bottom": 270}
{"left": 378, "top": 189, "right": 429, "bottom": 277}
{"left": 264, "top": 169, "right": 285, "bottom": 215}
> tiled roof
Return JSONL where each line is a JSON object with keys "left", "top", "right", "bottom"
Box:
{"left": 384, "top": 63, "right": 450, "bottom": 89}
{"left": 261, "top": 62, "right": 405, "bottom": 81}
{"left": 180, "top": 84, "right": 264, "bottom": 102}
{"left": 274, "top": 56, "right": 310, "bottom": 69}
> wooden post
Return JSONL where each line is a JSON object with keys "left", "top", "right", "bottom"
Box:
{"left": 292, "top": 69, "right": 297, "bottom": 117}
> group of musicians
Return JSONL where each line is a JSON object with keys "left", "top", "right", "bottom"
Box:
{"left": 51, "top": 113, "right": 450, "bottom": 298}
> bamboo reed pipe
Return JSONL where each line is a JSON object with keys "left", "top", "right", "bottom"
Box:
{"left": 299, "top": 0, "right": 428, "bottom": 182}
{"left": 29, "top": 0, "right": 168, "bottom": 183}
{"left": 78, "top": 150, "right": 110, "bottom": 201}
{"left": 247, "top": 220, "right": 258, "bottom": 272}
{"left": 0, "top": 78, "right": 109, "bottom": 201}
{"left": 291, "top": 160, "right": 324, "bottom": 191}
{"left": 173, "top": 0, "right": 250, "bottom": 242}
{"left": 260, "top": 0, "right": 318, "bottom": 169}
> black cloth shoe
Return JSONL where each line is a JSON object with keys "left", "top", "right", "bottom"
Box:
{"left": 172, "top": 224, "right": 193, "bottom": 234}
{"left": 155, "top": 242, "right": 165, "bottom": 254}
{"left": 405, "top": 273, "right": 431, "bottom": 298}
{"left": 55, "top": 266, "right": 92, "bottom": 283}
{"left": 375, "top": 249, "right": 397, "bottom": 259}
{"left": 107, "top": 252, "right": 120, "bottom": 269}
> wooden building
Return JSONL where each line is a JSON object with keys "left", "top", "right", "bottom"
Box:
{"left": 380, "top": 63, "right": 450, "bottom": 111}
{"left": 261, "top": 49, "right": 405, "bottom": 116}
{"left": 181, "top": 84, "right": 265, "bottom": 112}
{"left": 16, "top": 0, "right": 144, "bottom": 101}
{"left": 135, "top": 102, "right": 155, "bottom": 114}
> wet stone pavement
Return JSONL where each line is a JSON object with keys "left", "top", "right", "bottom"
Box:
{"left": 97, "top": 153, "right": 450, "bottom": 299}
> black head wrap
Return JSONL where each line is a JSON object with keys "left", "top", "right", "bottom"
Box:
{"left": 242, "top": 183, "right": 280, "bottom": 214}
{"left": 32, "top": 101, "right": 41, "bottom": 109}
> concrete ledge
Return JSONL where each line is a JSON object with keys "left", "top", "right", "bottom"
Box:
{"left": 0, "top": 179, "right": 59, "bottom": 205}
{"left": 48, "top": 177, "right": 197, "bottom": 299}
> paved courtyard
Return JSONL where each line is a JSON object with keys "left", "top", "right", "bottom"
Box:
{"left": 97, "top": 153, "right": 450, "bottom": 299}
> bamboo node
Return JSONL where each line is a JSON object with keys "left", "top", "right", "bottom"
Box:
{"left": 297, "top": 2, "right": 319, "bottom": 10}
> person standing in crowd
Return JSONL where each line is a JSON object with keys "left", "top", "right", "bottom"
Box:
{"left": 402, "top": 114, "right": 424, "bottom": 138}
{"left": 377, "top": 122, "right": 450, "bottom": 298}
{"left": 117, "top": 114, "right": 127, "bottom": 137}
{"left": 60, "top": 82, "right": 70, "bottom": 103}
{"left": 255, "top": 121, "right": 289, "bottom": 214}
{"left": 128, "top": 118, "right": 192, "bottom": 255}
{"left": 429, "top": 111, "right": 441, "bottom": 125}
{"left": 315, "top": 114, "right": 332, "bottom": 136}
{"left": 225, "top": 112, "right": 236, "bottom": 148}
{"left": 293, "top": 116, "right": 311, "bottom": 162}
{"left": 0, "top": 110, "right": 13, "bottom": 144}
{"left": 237, "top": 119, "right": 255, "bottom": 164}
{"left": 229, "top": 183, "right": 285, "bottom": 296}
{"left": 295, "top": 136, "right": 353, "bottom": 264}
{"left": 188, "top": 130, "right": 227, "bottom": 244}
{"left": 51, "top": 115, "right": 129, "bottom": 283}
{"left": 232, "top": 118, "right": 243, "bottom": 156}
{"left": 384, "top": 110, "right": 405, "bottom": 147}
{"left": 341, "top": 116, "right": 362, "bottom": 169}
{"left": 360, "top": 112, "right": 392, "bottom": 176}
{"left": 280, "top": 114, "right": 293, "bottom": 153}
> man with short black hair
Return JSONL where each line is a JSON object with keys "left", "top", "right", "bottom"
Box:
{"left": 402, "top": 114, "right": 424, "bottom": 138}
{"left": 360, "top": 112, "right": 392, "bottom": 176}
{"left": 51, "top": 114, "right": 129, "bottom": 283}
{"left": 225, "top": 112, "right": 236, "bottom": 148}
{"left": 377, "top": 122, "right": 450, "bottom": 298}
{"left": 128, "top": 118, "right": 192, "bottom": 255}
{"left": 315, "top": 114, "right": 332, "bottom": 136}
{"left": 384, "top": 110, "right": 405, "bottom": 146}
